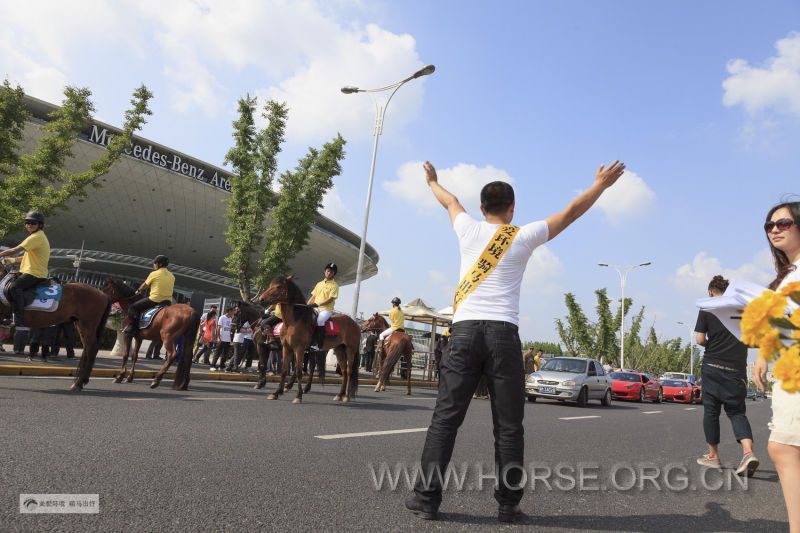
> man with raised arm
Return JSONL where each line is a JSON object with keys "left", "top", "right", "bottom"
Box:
{"left": 405, "top": 160, "right": 625, "bottom": 523}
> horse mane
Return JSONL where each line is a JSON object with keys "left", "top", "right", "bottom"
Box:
{"left": 109, "top": 277, "right": 136, "bottom": 298}
{"left": 283, "top": 276, "right": 315, "bottom": 324}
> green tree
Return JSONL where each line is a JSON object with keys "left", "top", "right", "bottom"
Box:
{"left": 0, "top": 80, "right": 153, "bottom": 237}
{"left": 222, "top": 97, "right": 287, "bottom": 299}
{"left": 555, "top": 293, "right": 594, "bottom": 356}
{"left": 222, "top": 95, "right": 345, "bottom": 299}
{"left": 522, "top": 341, "right": 563, "bottom": 356}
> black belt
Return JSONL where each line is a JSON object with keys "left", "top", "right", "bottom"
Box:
{"left": 706, "top": 362, "right": 743, "bottom": 373}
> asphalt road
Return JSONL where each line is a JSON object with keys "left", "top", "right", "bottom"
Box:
{"left": 0, "top": 375, "right": 788, "bottom": 532}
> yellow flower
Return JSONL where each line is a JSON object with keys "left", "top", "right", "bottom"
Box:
{"left": 774, "top": 345, "right": 800, "bottom": 393}
{"left": 742, "top": 290, "right": 788, "bottom": 346}
{"left": 790, "top": 308, "right": 800, "bottom": 329}
{"left": 758, "top": 329, "right": 783, "bottom": 362}
{"left": 779, "top": 281, "right": 800, "bottom": 297}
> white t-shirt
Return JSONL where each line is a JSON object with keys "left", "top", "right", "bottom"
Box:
{"left": 217, "top": 315, "right": 232, "bottom": 343}
{"left": 452, "top": 212, "right": 549, "bottom": 325}
{"left": 233, "top": 321, "right": 253, "bottom": 343}
{"left": 777, "top": 260, "right": 800, "bottom": 290}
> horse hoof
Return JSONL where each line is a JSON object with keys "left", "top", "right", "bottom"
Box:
{"left": 333, "top": 394, "right": 342, "bottom": 401}
{"left": 342, "top": 396, "right": 350, "bottom": 403}
{"left": 292, "top": 398, "right": 302, "bottom": 404}
{"left": 267, "top": 394, "right": 278, "bottom": 400}
{"left": 373, "top": 385, "right": 380, "bottom": 392}
{"left": 125, "top": 375, "right": 134, "bottom": 383}
{"left": 149, "top": 380, "right": 160, "bottom": 389}
{"left": 70, "top": 382, "right": 83, "bottom": 392}
{"left": 113, "top": 375, "right": 124, "bottom": 384}
{"left": 255, "top": 380, "right": 266, "bottom": 390}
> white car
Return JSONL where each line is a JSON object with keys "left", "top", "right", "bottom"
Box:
{"left": 526, "top": 357, "right": 612, "bottom": 407}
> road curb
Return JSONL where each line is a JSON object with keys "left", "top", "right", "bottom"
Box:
{"left": 0, "top": 364, "right": 440, "bottom": 388}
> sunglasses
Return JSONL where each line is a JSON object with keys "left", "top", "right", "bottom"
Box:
{"left": 764, "top": 218, "right": 795, "bottom": 233}
{"left": 24, "top": 221, "right": 37, "bottom": 226}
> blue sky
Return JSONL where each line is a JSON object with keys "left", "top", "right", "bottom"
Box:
{"left": 2, "top": 0, "right": 799, "bottom": 348}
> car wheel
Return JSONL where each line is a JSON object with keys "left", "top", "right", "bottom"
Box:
{"left": 576, "top": 387, "right": 588, "bottom": 408}
{"left": 601, "top": 389, "right": 611, "bottom": 406}
{"left": 527, "top": 395, "right": 537, "bottom": 403}
{"left": 654, "top": 388, "right": 662, "bottom": 404}
{"left": 638, "top": 388, "right": 645, "bottom": 403}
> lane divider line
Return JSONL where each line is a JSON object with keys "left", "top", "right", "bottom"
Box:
{"left": 642, "top": 411, "right": 663, "bottom": 414}
{"left": 685, "top": 407, "right": 697, "bottom": 411}
{"left": 315, "top": 428, "right": 428, "bottom": 440}
{"left": 558, "top": 416, "right": 601, "bottom": 421}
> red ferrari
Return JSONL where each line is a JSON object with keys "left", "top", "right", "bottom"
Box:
{"left": 610, "top": 372, "right": 662, "bottom": 403}
{"left": 661, "top": 379, "right": 702, "bottom": 404}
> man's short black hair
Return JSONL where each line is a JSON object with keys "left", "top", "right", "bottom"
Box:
{"left": 480, "top": 181, "right": 515, "bottom": 215}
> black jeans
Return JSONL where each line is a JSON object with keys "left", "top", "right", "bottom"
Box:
{"left": 702, "top": 364, "right": 753, "bottom": 444}
{"left": 414, "top": 320, "right": 524, "bottom": 507}
{"left": 212, "top": 341, "right": 231, "bottom": 367}
{"left": 10, "top": 274, "right": 46, "bottom": 325}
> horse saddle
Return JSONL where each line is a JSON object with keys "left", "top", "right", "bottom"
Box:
{"left": 272, "top": 319, "right": 340, "bottom": 337}
{"left": 0, "top": 273, "right": 62, "bottom": 313}
{"left": 139, "top": 303, "right": 170, "bottom": 330}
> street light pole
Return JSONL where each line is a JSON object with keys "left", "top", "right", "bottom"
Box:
{"left": 342, "top": 65, "right": 436, "bottom": 319}
{"left": 598, "top": 261, "right": 651, "bottom": 370}
{"left": 677, "top": 321, "right": 695, "bottom": 377}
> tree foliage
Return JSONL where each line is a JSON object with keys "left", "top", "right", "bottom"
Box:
{"left": 222, "top": 96, "right": 345, "bottom": 299}
{"left": 0, "top": 80, "right": 153, "bottom": 238}
{"left": 522, "top": 340, "right": 563, "bottom": 356}
{"left": 554, "top": 289, "right": 692, "bottom": 374}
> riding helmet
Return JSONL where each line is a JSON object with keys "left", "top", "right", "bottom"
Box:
{"left": 153, "top": 255, "right": 170, "bottom": 267}
{"left": 391, "top": 297, "right": 401, "bottom": 305}
{"left": 324, "top": 262, "right": 338, "bottom": 275}
{"left": 24, "top": 211, "right": 45, "bottom": 225}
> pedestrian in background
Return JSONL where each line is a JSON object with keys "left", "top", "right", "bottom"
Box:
{"left": 193, "top": 309, "right": 217, "bottom": 365}
{"left": 695, "top": 275, "right": 758, "bottom": 476}
{"left": 365, "top": 330, "right": 378, "bottom": 373}
{"left": 52, "top": 321, "right": 76, "bottom": 358}
{"left": 754, "top": 201, "right": 800, "bottom": 533}
{"left": 227, "top": 317, "right": 253, "bottom": 372}
{"left": 406, "top": 159, "right": 624, "bottom": 523}
{"left": 211, "top": 307, "right": 233, "bottom": 371}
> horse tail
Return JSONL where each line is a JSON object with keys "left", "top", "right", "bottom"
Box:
{"left": 175, "top": 309, "right": 201, "bottom": 390}
{"left": 350, "top": 348, "right": 359, "bottom": 399}
{"left": 316, "top": 350, "right": 326, "bottom": 386}
{"left": 96, "top": 297, "right": 112, "bottom": 342}
{"left": 380, "top": 342, "right": 403, "bottom": 386}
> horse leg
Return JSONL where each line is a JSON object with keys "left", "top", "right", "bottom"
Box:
{"left": 71, "top": 320, "right": 100, "bottom": 391}
{"left": 267, "top": 346, "right": 291, "bottom": 400}
{"left": 292, "top": 346, "right": 304, "bottom": 404}
{"left": 126, "top": 337, "right": 142, "bottom": 383}
{"left": 151, "top": 338, "right": 175, "bottom": 389}
{"left": 333, "top": 346, "right": 348, "bottom": 402}
{"left": 303, "top": 350, "right": 316, "bottom": 394}
{"left": 114, "top": 335, "right": 132, "bottom": 384}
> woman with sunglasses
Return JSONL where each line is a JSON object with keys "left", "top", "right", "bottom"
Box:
{"left": 754, "top": 201, "right": 800, "bottom": 532}
{"left": 0, "top": 211, "right": 51, "bottom": 328}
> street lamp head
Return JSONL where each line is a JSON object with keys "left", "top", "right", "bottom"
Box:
{"left": 412, "top": 64, "right": 436, "bottom": 79}
{"left": 639, "top": 261, "right": 652, "bottom": 267}
{"left": 340, "top": 86, "right": 360, "bottom": 94}
{"left": 598, "top": 263, "right": 609, "bottom": 267}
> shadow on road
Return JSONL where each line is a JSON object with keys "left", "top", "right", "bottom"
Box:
{"left": 441, "top": 502, "right": 784, "bottom": 531}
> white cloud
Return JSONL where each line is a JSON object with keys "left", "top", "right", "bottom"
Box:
{"left": 671, "top": 249, "right": 774, "bottom": 294}
{"left": 384, "top": 161, "right": 515, "bottom": 213}
{"left": 592, "top": 170, "right": 656, "bottom": 223}
{"left": 320, "top": 186, "right": 354, "bottom": 227}
{"left": 521, "top": 245, "right": 564, "bottom": 297}
{"left": 723, "top": 32, "right": 800, "bottom": 116}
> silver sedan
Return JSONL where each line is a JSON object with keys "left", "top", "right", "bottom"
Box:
{"left": 525, "top": 357, "right": 612, "bottom": 407}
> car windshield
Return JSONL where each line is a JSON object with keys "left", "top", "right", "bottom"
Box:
{"left": 663, "top": 373, "right": 687, "bottom": 380}
{"left": 610, "top": 372, "right": 640, "bottom": 382}
{"left": 663, "top": 380, "right": 688, "bottom": 387}
{"left": 541, "top": 359, "right": 586, "bottom": 373}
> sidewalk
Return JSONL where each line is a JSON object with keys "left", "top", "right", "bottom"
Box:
{"left": 0, "top": 347, "right": 439, "bottom": 388}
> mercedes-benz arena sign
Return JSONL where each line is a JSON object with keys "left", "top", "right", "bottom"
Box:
{"left": 1, "top": 96, "right": 379, "bottom": 303}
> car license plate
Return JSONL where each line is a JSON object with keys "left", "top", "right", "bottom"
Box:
{"left": 540, "top": 386, "right": 555, "bottom": 394}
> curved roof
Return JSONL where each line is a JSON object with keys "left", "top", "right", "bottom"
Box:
{"left": 1, "top": 96, "right": 379, "bottom": 296}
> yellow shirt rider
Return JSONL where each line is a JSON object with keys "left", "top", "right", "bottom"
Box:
{"left": 0, "top": 211, "right": 51, "bottom": 327}
{"left": 307, "top": 262, "right": 339, "bottom": 348}
{"left": 124, "top": 255, "right": 175, "bottom": 335}
{"left": 379, "top": 297, "right": 404, "bottom": 343}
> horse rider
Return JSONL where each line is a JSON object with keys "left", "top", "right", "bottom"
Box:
{"left": 378, "top": 297, "right": 405, "bottom": 353}
{"left": 307, "top": 262, "right": 339, "bottom": 348}
{"left": 124, "top": 255, "right": 175, "bottom": 335}
{"left": 0, "top": 211, "right": 51, "bottom": 327}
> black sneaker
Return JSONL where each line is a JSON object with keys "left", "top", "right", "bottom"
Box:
{"left": 498, "top": 504, "right": 524, "bottom": 523}
{"left": 404, "top": 493, "right": 438, "bottom": 520}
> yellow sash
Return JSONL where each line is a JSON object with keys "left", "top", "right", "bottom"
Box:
{"left": 452, "top": 224, "right": 520, "bottom": 313}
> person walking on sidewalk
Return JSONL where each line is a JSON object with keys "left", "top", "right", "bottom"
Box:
{"left": 405, "top": 159, "right": 625, "bottom": 523}
{"left": 695, "top": 275, "right": 759, "bottom": 476}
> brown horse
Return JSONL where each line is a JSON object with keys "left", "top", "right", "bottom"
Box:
{"left": 236, "top": 301, "right": 327, "bottom": 393}
{"left": 256, "top": 275, "right": 360, "bottom": 404}
{"left": 361, "top": 313, "right": 413, "bottom": 395}
{"left": 102, "top": 277, "right": 200, "bottom": 390}
{"left": 0, "top": 265, "right": 111, "bottom": 392}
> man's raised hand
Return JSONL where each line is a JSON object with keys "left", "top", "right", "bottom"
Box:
{"left": 595, "top": 160, "right": 626, "bottom": 189}
{"left": 424, "top": 161, "right": 438, "bottom": 185}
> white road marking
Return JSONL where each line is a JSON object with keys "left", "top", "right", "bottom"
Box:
{"left": 642, "top": 411, "right": 663, "bottom": 414}
{"left": 558, "top": 416, "right": 601, "bottom": 421}
{"left": 184, "top": 397, "right": 256, "bottom": 401}
{"left": 685, "top": 407, "right": 697, "bottom": 411}
{"left": 315, "top": 428, "right": 428, "bottom": 440}
{"left": 403, "top": 397, "right": 437, "bottom": 400}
